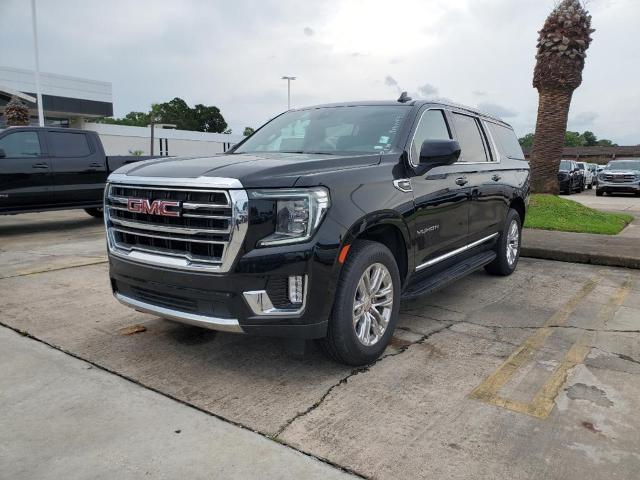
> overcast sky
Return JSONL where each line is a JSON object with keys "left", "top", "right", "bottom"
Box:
{"left": 1, "top": 0, "right": 638, "bottom": 144}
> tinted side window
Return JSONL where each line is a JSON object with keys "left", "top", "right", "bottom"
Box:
{"left": 410, "top": 109, "right": 451, "bottom": 164}
{"left": 0, "top": 132, "right": 42, "bottom": 158}
{"left": 451, "top": 113, "right": 488, "bottom": 162}
{"left": 48, "top": 132, "right": 91, "bottom": 157}
{"left": 486, "top": 122, "right": 525, "bottom": 160}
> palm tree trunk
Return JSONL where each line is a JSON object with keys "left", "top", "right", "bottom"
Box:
{"left": 529, "top": 88, "right": 574, "bottom": 194}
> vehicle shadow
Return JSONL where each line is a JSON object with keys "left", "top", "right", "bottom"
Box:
{"left": 0, "top": 216, "right": 103, "bottom": 237}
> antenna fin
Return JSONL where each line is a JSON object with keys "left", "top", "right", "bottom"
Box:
{"left": 397, "top": 91, "right": 412, "bottom": 103}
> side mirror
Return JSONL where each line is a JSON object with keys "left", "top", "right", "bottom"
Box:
{"left": 0, "top": 148, "right": 5, "bottom": 158}
{"left": 412, "top": 139, "right": 461, "bottom": 175}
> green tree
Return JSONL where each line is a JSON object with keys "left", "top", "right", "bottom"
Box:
{"left": 94, "top": 97, "right": 227, "bottom": 133}
{"left": 582, "top": 131, "right": 597, "bottom": 146}
{"left": 243, "top": 127, "right": 255, "bottom": 136}
{"left": 564, "top": 131, "right": 584, "bottom": 147}
{"left": 518, "top": 133, "right": 535, "bottom": 148}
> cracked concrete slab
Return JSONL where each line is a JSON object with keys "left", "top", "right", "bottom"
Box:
{"left": 0, "top": 328, "right": 353, "bottom": 480}
{"left": 3, "top": 210, "right": 640, "bottom": 479}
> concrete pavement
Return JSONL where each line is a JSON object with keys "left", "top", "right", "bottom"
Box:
{"left": 568, "top": 188, "right": 640, "bottom": 214}
{"left": 2, "top": 209, "right": 640, "bottom": 479}
{"left": 0, "top": 327, "right": 353, "bottom": 480}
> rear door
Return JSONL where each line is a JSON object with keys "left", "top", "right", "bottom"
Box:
{"left": 448, "top": 112, "right": 506, "bottom": 240}
{"left": 0, "top": 129, "right": 52, "bottom": 210}
{"left": 46, "top": 130, "right": 106, "bottom": 205}
{"left": 408, "top": 108, "right": 470, "bottom": 270}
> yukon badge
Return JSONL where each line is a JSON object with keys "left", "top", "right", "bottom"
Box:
{"left": 417, "top": 224, "right": 440, "bottom": 235}
{"left": 127, "top": 198, "right": 181, "bottom": 217}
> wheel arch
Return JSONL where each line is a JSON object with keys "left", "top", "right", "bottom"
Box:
{"left": 509, "top": 196, "right": 526, "bottom": 224}
{"left": 338, "top": 211, "right": 412, "bottom": 286}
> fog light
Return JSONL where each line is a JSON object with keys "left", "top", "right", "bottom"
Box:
{"left": 288, "top": 275, "right": 304, "bottom": 304}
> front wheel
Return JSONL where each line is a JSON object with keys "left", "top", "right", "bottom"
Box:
{"left": 84, "top": 207, "right": 104, "bottom": 218}
{"left": 596, "top": 189, "right": 604, "bottom": 197}
{"left": 318, "top": 240, "right": 400, "bottom": 366}
{"left": 485, "top": 209, "right": 521, "bottom": 276}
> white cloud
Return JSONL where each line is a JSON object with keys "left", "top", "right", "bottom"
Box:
{"left": 477, "top": 102, "right": 518, "bottom": 118}
{"left": 418, "top": 83, "right": 439, "bottom": 97}
{"left": 1, "top": 0, "right": 637, "bottom": 143}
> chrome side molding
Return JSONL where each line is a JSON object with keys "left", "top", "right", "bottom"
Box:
{"left": 416, "top": 233, "right": 499, "bottom": 271}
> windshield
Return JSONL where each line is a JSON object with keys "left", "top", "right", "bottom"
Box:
{"left": 234, "top": 105, "right": 410, "bottom": 155}
{"left": 605, "top": 160, "right": 640, "bottom": 171}
{"left": 559, "top": 160, "right": 571, "bottom": 170}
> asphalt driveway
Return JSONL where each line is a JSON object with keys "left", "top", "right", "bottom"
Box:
{"left": 1, "top": 210, "right": 640, "bottom": 479}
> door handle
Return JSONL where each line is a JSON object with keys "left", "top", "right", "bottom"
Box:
{"left": 455, "top": 177, "right": 468, "bottom": 186}
{"left": 32, "top": 163, "right": 49, "bottom": 169}
{"left": 89, "top": 162, "right": 102, "bottom": 168}
{"left": 491, "top": 174, "right": 502, "bottom": 182}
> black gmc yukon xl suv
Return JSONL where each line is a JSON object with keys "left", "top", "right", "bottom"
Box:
{"left": 106, "top": 99, "right": 530, "bottom": 365}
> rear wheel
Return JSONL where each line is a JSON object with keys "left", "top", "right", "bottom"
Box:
{"left": 84, "top": 207, "right": 104, "bottom": 218}
{"left": 485, "top": 209, "right": 521, "bottom": 277}
{"left": 318, "top": 240, "right": 400, "bottom": 366}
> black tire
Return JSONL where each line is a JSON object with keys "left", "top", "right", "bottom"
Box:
{"left": 596, "top": 189, "right": 604, "bottom": 197}
{"left": 318, "top": 240, "right": 401, "bottom": 366}
{"left": 566, "top": 186, "right": 572, "bottom": 195}
{"left": 84, "top": 207, "right": 104, "bottom": 218}
{"left": 485, "top": 209, "right": 521, "bottom": 277}
{"left": 587, "top": 182, "right": 593, "bottom": 190}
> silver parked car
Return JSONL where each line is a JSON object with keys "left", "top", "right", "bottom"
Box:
{"left": 596, "top": 159, "right": 640, "bottom": 196}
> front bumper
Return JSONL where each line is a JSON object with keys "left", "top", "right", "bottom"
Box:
{"left": 597, "top": 180, "right": 640, "bottom": 193}
{"left": 109, "top": 241, "right": 337, "bottom": 339}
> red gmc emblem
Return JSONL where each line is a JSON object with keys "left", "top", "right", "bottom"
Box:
{"left": 127, "top": 198, "right": 181, "bottom": 217}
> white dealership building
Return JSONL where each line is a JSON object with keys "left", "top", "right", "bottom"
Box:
{"left": 0, "top": 66, "right": 242, "bottom": 156}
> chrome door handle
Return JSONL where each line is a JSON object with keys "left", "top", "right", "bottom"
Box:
{"left": 491, "top": 174, "right": 501, "bottom": 182}
{"left": 455, "top": 177, "right": 468, "bottom": 186}
{"left": 32, "top": 163, "right": 49, "bottom": 169}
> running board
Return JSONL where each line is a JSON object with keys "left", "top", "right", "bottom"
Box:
{"left": 402, "top": 250, "right": 497, "bottom": 301}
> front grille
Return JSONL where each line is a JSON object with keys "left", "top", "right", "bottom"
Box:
{"left": 602, "top": 173, "right": 636, "bottom": 183}
{"left": 105, "top": 182, "right": 248, "bottom": 272}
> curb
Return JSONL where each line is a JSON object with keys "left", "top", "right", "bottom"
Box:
{"left": 521, "top": 247, "right": 640, "bottom": 270}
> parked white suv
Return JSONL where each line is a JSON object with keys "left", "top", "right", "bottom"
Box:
{"left": 576, "top": 161, "right": 594, "bottom": 189}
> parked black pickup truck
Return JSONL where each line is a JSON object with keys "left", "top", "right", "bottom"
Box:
{"left": 0, "top": 126, "right": 157, "bottom": 217}
{"left": 105, "top": 98, "right": 530, "bottom": 365}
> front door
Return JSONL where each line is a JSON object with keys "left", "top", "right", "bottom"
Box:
{"left": 0, "top": 129, "right": 52, "bottom": 211}
{"left": 407, "top": 108, "right": 470, "bottom": 270}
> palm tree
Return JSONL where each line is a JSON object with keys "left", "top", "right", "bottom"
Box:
{"left": 530, "top": 0, "right": 594, "bottom": 193}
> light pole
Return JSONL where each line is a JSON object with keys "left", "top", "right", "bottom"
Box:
{"left": 281, "top": 76, "right": 296, "bottom": 110}
{"left": 30, "top": 0, "right": 44, "bottom": 126}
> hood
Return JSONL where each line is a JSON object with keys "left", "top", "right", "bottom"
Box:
{"left": 111, "top": 152, "right": 380, "bottom": 188}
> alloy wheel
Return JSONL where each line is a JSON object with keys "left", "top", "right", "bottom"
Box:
{"left": 352, "top": 263, "right": 394, "bottom": 347}
{"left": 506, "top": 219, "right": 520, "bottom": 267}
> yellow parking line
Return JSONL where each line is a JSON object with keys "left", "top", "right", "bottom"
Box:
{"left": 469, "top": 277, "right": 600, "bottom": 405}
{"left": 470, "top": 276, "right": 631, "bottom": 418}
{"left": 526, "top": 280, "right": 631, "bottom": 418}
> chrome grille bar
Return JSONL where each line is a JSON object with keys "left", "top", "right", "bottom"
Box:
{"left": 105, "top": 177, "right": 248, "bottom": 273}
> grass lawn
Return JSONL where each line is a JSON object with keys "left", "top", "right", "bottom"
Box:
{"left": 524, "top": 194, "right": 634, "bottom": 235}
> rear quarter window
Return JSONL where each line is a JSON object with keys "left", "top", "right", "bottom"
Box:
{"left": 486, "top": 123, "right": 525, "bottom": 160}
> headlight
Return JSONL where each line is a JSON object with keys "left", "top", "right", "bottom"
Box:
{"left": 249, "top": 187, "right": 330, "bottom": 246}
{"left": 598, "top": 173, "right": 606, "bottom": 180}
